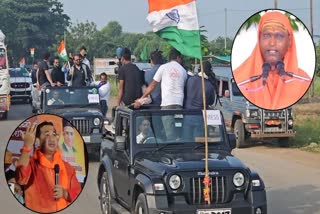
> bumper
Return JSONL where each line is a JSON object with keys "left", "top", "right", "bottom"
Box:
{"left": 250, "top": 131, "right": 295, "bottom": 138}
{"left": 145, "top": 192, "right": 267, "bottom": 214}
{"left": 82, "top": 133, "right": 102, "bottom": 153}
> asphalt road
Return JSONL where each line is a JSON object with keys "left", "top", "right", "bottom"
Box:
{"left": 0, "top": 103, "right": 319, "bottom": 214}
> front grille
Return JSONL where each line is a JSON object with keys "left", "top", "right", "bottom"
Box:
{"left": 11, "top": 82, "right": 30, "bottom": 88}
{"left": 71, "top": 119, "right": 90, "bottom": 134}
{"left": 10, "top": 91, "right": 31, "bottom": 96}
{"left": 263, "top": 110, "right": 285, "bottom": 118}
{"left": 190, "top": 176, "right": 227, "bottom": 204}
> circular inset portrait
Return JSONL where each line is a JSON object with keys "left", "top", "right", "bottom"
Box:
{"left": 4, "top": 114, "right": 88, "bottom": 213}
{"left": 231, "top": 9, "right": 315, "bottom": 110}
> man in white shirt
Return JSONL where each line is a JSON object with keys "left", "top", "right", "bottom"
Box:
{"left": 80, "top": 46, "right": 91, "bottom": 69}
{"left": 136, "top": 118, "right": 154, "bottom": 144}
{"left": 139, "top": 48, "right": 187, "bottom": 140}
{"left": 61, "top": 120, "right": 76, "bottom": 163}
{"left": 98, "top": 72, "right": 111, "bottom": 118}
{"left": 47, "top": 90, "right": 64, "bottom": 105}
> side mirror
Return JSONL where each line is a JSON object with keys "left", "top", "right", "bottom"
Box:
{"left": 115, "top": 136, "right": 126, "bottom": 151}
{"left": 228, "top": 133, "right": 236, "bottom": 150}
{"left": 224, "top": 90, "right": 230, "bottom": 98}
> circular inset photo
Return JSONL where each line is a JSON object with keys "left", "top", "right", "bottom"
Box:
{"left": 4, "top": 114, "right": 88, "bottom": 213}
{"left": 231, "top": 9, "right": 315, "bottom": 110}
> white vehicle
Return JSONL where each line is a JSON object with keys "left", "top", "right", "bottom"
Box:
{"left": 9, "top": 67, "right": 32, "bottom": 103}
{"left": 0, "top": 30, "right": 10, "bottom": 119}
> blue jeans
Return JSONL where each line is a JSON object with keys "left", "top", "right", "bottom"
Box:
{"left": 100, "top": 100, "right": 108, "bottom": 117}
{"left": 182, "top": 115, "right": 204, "bottom": 141}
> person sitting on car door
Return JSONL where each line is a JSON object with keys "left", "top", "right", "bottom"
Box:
{"left": 47, "top": 90, "right": 64, "bottom": 105}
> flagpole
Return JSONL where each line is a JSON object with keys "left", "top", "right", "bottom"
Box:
{"left": 200, "top": 59, "right": 211, "bottom": 205}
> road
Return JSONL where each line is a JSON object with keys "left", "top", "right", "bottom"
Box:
{"left": 0, "top": 103, "right": 319, "bottom": 214}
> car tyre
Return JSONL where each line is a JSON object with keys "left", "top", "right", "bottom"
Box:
{"left": 234, "top": 119, "right": 246, "bottom": 148}
{"left": 100, "top": 171, "right": 112, "bottom": 214}
{"left": 134, "top": 193, "right": 148, "bottom": 214}
{"left": 2, "top": 111, "right": 8, "bottom": 120}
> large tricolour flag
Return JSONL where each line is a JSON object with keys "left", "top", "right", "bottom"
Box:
{"left": 57, "top": 40, "right": 68, "bottom": 62}
{"left": 147, "top": 0, "right": 202, "bottom": 59}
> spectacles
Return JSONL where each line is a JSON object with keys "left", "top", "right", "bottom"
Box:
{"left": 260, "top": 32, "right": 289, "bottom": 42}
{"left": 74, "top": 59, "right": 80, "bottom": 61}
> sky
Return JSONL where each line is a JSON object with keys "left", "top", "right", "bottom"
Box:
{"left": 60, "top": 0, "right": 320, "bottom": 41}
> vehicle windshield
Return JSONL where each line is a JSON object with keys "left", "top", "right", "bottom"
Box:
{"left": 134, "top": 110, "right": 225, "bottom": 146}
{"left": 9, "top": 68, "right": 29, "bottom": 77}
{"left": 231, "top": 79, "right": 242, "bottom": 96}
{"left": 135, "top": 62, "right": 152, "bottom": 72}
{"left": 44, "top": 87, "right": 100, "bottom": 106}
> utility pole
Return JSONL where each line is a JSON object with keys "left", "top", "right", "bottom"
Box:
{"left": 224, "top": 8, "right": 227, "bottom": 50}
{"left": 274, "top": 0, "right": 278, "bottom": 8}
{"left": 310, "top": 0, "right": 314, "bottom": 98}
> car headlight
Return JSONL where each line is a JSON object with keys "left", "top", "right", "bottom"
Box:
{"left": 246, "top": 109, "right": 259, "bottom": 118}
{"left": 93, "top": 117, "right": 101, "bottom": 126}
{"left": 288, "top": 119, "right": 293, "bottom": 126}
{"left": 169, "top": 175, "right": 181, "bottom": 190}
{"left": 0, "top": 97, "right": 6, "bottom": 103}
{"left": 233, "top": 172, "right": 245, "bottom": 187}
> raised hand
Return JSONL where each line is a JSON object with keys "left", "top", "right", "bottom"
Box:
{"left": 21, "top": 123, "right": 37, "bottom": 149}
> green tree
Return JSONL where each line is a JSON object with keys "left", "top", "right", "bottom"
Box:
{"left": 209, "top": 37, "right": 233, "bottom": 56}
{"left": 316, "top": 41, "right": 320, "bottom": 77}
{"left": 66, "top": 21, "right": 98, "bottom": 57}
{"left": 0, "top": 0, "right": 70, "bottom": 65}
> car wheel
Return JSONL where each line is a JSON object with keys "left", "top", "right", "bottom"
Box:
{"left": 278, "top": 137, "right": 290, "bottom": 147}
{"left": 2, "top": 111, "right": 8, "bottom": 120}
{"left": 100, "top": 171, "right": 112, "bottom": 214}
{"left": 134, "top": 193, "right": 148, "bottom": 214}
{"left": 234, "top": 119, "right": 246, "bottom": 148}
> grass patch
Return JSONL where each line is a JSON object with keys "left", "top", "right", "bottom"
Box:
{"left": 291, "top": 114, "right": 320, "bottom": 152}
{"left": 108, "top": 75, "right": 118, "bottom": 97}
{"left": 314, "top": 76, "right": 320, "bottom": 95}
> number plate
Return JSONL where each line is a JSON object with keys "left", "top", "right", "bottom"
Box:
{"left": 197, "top": 209, "right": 231, "bottom": 214}
{"left": 82, "top": 136, "right": 91, "bottom": 143}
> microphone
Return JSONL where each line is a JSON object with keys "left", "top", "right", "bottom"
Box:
{"left": 54, "top": 164, "right": 60, "bottom": 185}
{"left": 275, "top": 61, "right": 286, "bottom": 81}
{"left": 262, "top": 62, "right": 271, "bottom": 86}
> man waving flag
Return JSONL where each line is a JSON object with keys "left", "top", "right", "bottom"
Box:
{"left": 147, "top": 0, "right": 202, "bottom": 59}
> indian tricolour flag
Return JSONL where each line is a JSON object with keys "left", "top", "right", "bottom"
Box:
{"left": 57, "top": 40, "right": 68, "bottom": 62}
{"left": 147, "top": 0, "right": 202, "bottom": 59}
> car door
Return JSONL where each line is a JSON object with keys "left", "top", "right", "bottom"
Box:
{"left": 112, "top": 114, "right": 132, "bottom": 205}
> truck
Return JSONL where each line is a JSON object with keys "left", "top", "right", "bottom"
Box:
{"left": 97, "top": 106, "right": 267, "bottom": 214}
{"left": 214, "top": 65, "right": 295, "bottom": 148}
{"left": 0, "top": 30, "right": 10, "bottom": 119}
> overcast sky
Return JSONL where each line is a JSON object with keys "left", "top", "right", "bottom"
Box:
{"left": 60, "top": 0, "right": 320, "bottom": 41}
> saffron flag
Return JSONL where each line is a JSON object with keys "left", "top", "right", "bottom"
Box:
{"left": 147, "top": 0, "right": 202, "bottom": 59}
{"left": 57, "top": 40, "right": 68, "bottom": 62}
{"left": 30, "top": 48, "right": 35, "bottom": 58}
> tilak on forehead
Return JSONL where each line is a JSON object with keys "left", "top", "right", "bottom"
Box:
{"left": 261, "top": 19, "right": 288, "bottom": 33}
{"left": 258, "top": 11, "right": 292, "bottom": 34}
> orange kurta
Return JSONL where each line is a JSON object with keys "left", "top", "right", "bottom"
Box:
{"left": 233, "top": 11, "right": 312, "bottom": 110}
{"left": 16, "top": 151, "right": 81, "bottom": 213}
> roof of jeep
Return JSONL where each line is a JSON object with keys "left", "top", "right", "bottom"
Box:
{"left": 213, "top": 65, "right": 233, "bottom": 79}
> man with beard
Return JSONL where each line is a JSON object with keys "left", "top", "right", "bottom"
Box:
{"left": 15, "top": 121, "right": 81, "bottom": 213}
{"left": 233, "top": 11, "right": 312, "bottom": 110}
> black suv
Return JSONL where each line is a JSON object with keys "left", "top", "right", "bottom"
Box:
{"left": 214, "top": 66, "right": 295, "bottom": 148}
{"left": 97, "top": 107, "right": 267, "bottom": 214}
{"left": 37, "top": 86, "right": 104, "bottom": 154}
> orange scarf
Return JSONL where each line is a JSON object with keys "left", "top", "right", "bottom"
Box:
{"left": 33, "top": 149, "right": 69, "bottom": 210}
{"left": 233, "top": 11, "right": 311, "bottom": 110}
